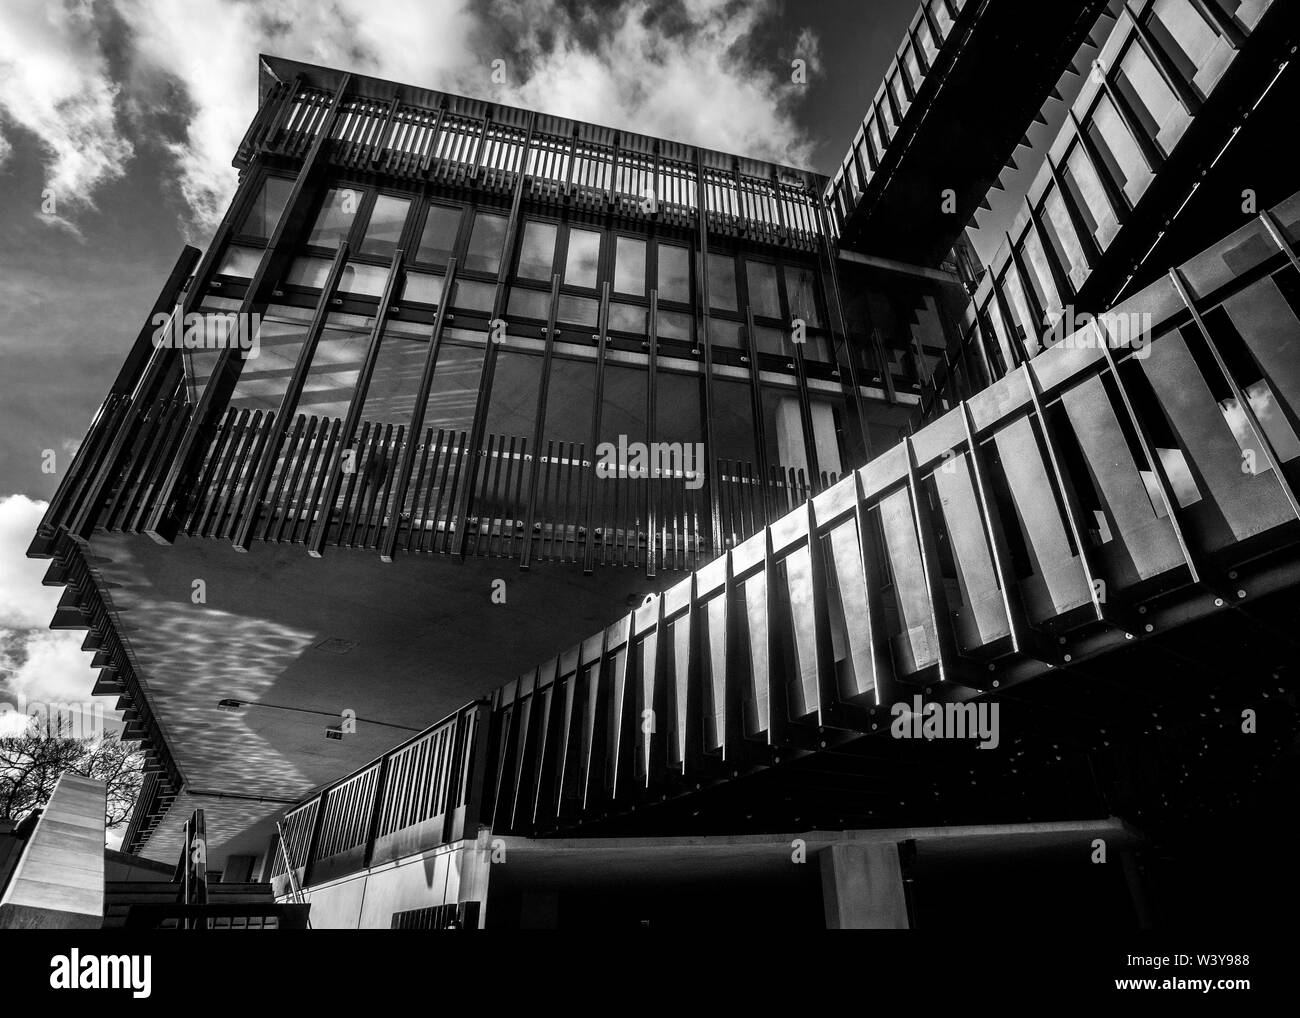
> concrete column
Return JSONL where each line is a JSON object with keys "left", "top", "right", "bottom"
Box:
{"left": 820, "top": 843, "right": 909, "bottom": 929}
{"left": 0, "top": 773, "right": 106, "bottom": 929}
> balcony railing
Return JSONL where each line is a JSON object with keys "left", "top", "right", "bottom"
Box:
{"left": 48, "top": 379, "right": 829, "bottom": 572}
{"left": 240, "top": 59, "right": 826, "bottom": 252}
{"left": 268, "top": 703, "right": 487, "bottom": 897}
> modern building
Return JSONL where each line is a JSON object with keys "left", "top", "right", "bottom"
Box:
{"left": 28, "top": 0, "right": 1300, "bottom": 927}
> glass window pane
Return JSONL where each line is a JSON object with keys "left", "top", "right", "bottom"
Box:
{"left": 339, "top": 262, "right": 390, "bottom": 297}
{"left": 709, "top": 319, "right": 744, "bottom": 349}
{"left": 784, "top": 265, "right": 823, "bottom": 328}
{"left": 422, "top": 343, "right": 485, "bottom": 433}
{"left": 451, "top": 279, "right": 496, "bottom": 313}
{"left": 754, "top": 325, "right": 787, "bottom": 357}
{"left": 229, "top": 310, "right": 309, "bottom": 412}
{"left": 656, "top": 309, "right": 692, "bottom": 342}
{"left": 745, "top": 260, "right": 781, "bottom": 318}
{"left": 403, "top": 272, "right": 444, "bottom": 306}
{"left": 297, "top": 319, "right": 371, "bottom": 420}
{"left": 657, "top": 244, "right": 691, "bottom": 304}
{"left": 541, "top": 357, "right": 595, "bottom": 455}
{"left": 608, "top": 302, "right": 646, "bottom": 334}
{"left": 359, "top": 326, "right": 428, "bottom": 423}
{"left": 507, "top": 286, "right": 551, "bottom": 320}
{"left": 801, "top": 333, "right": 832, "bottom": 363}
{"left": 708, "top": 253, "right": 738, "bottom": 312}
{"left": 415, "top": 205, "right": 462, "bottom": 266}
{"left": 485, "top": 350, "right": 543, "bottom": 441}
{"left": 599, "top": 365, "right": 647, "bottom": 446}
{"left": 284, "top": 256, "right": 333, "bottom": 290}
{"left": 614, "top": 236, "right": 646, "bottom": 296}
{"left": 808, "top": 398, "right": 845, "bottom": 480}
{"left": 240, "top": 175, "right": 292, "bottom": 240}
{"left": 656, "top": 371, "right": 703, "bottom": 448}
{"left": 464, "top": 211, "right": 508, "bottom": 275}
{"left": 307, "top": 187, "right": 362, "bottom": 249}
{"left": 711, "top": 379, "right": 756, "bottom": 465}
{"left": 761, "top": 383, "right": 806, "bottom": 478}
{"left": 516, "top": 220, "right": 558, "bottom": 281}
{"left": 216, "top": 245, "right": 262, "bottom": 279}
{"left": 557, "top": 294, "right": 599, "bottom": 329}
{"left": 564, "top": 228, "right": 601, "bottom": 289}
{"left": 359, "top": 195, "right": 411, "bottom": 258}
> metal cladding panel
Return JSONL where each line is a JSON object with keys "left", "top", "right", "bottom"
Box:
{"left": 1059, "top": 375, "right": 1185, "bottom": 583}
{"left": 1141, "top": 329, "right": 1294, "bottom": 544}
{"left": 993, "top": 416, "right": 1092, "bottom": 621}
{"left": 931, "top": 454, "right": 1011, "bottom": 647}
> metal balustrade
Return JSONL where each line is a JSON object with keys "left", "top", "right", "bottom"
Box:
{"left": 36, "top": 375, "right": 824, "bottom": 569}
{"left": 239, "top": 62, "right": 825, "bottom": 251}
{"left": 268, "top": 704, "right": 486, "bottom": 896}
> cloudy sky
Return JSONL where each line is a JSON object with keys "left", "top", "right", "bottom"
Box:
{"left": 0, "top": 0, "right": 1051, "bottom": 727}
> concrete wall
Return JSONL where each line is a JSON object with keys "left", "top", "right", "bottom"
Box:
{"left": 820, "top": 843, "right": 910, "bottom": 929}
{"left": 0, "top": 774, "right": 106, "bottom": 929}
{"left": 293, "top": 837, "right": 491, "bottom": 929}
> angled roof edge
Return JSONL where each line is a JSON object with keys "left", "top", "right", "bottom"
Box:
{"left": 256, "top": 53, "right": 828, "bottom": 186}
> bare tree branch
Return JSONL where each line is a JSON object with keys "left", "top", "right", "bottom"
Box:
{"left": 0, "top": 722, "right": 144, "bottom": 833}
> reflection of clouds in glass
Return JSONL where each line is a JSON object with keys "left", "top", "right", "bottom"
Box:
{"left": 517, "top": 221, "right": 558, "bottom": 280}
{"left": 362, "top": 196, "right": 410, "bottom": 249}
{"left": 615, "top": 237, "right": 646, "bottom": 296}
{"left": 1246, "top": 380, "right": 1300, "bottom": 462}
{"left": 1219, "top": 396, "right": 1270, "bottom": 473}
{"left": 564, "top": 230, "right": 601, "bottom": 289}
{"left": 340, "top": 262, "right": 388, "bottom": 296}
{"left": 306, "top": 188, "right": 358, "bottom": 248}
{"left": 1156, "top": 447, "right": 1202, "bottom": 508}
{"left": 285, "top": 257, "right": 332, "bottom": 290}
{"left": 657, "top": 245, "right": 690, "bottom": 304}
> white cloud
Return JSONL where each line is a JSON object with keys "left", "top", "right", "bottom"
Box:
{"left": 0, "top": 494, "right": 61, "bottom": 630}
{"left": 489, "top": 0, "right": 817, "bottom": 167}
{"left": 793, "top": 25, "right": 823, "bottom": 77}
{"left": 1, "top": 0, "right": 819, "bottom": 236}
{"left": 0, "top": 494, "right": 99, "bottom": 717}
{"left": 0, "top": 0, "right": 134, "bottom": 211}
{"left": 115, "top": 0, "right": 483, "bottom": 236}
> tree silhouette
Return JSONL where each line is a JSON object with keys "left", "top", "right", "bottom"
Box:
{"left": 0, "top": 716, "right": 144, "bottom": 831}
